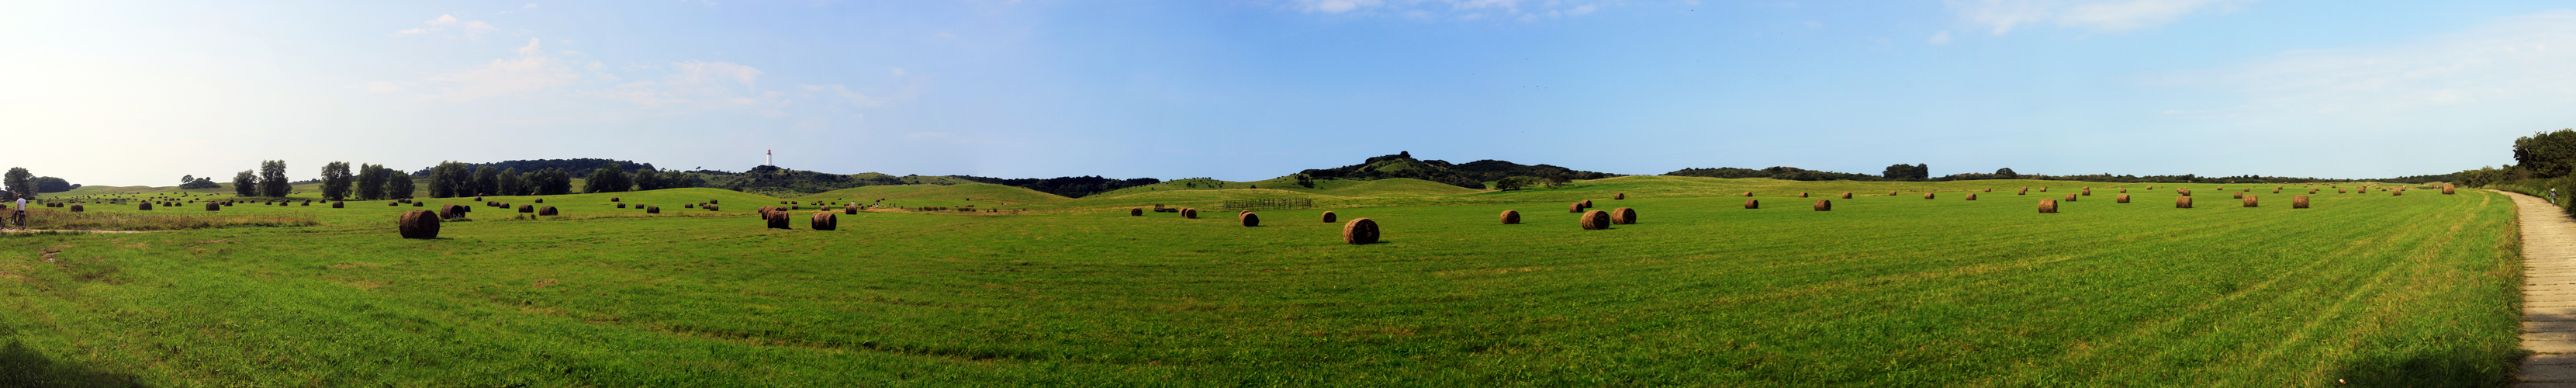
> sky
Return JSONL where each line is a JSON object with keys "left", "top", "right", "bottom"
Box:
{"left": 5, "top": 1, "right": 2575, "bottom": 187}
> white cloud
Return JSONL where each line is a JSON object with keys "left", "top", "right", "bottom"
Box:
{"left": 396, "top": 13, "right": 500, "bottom": 38}
{"left": 408, "top": 38, "right": 580, "bottom": 101}
{"left": 1948, "top": 0, "right": 2246, "bottom": 35}
{"left": 2159, "top": 10, "right": 2576, "bottom": 120}
{"left": 1283, "top": 0, "right": 1612, "bottom": 21}
{"left": 1929, "top": 30, "right": 1952, "bottom": 45}
{"left": 524, "top": 3, "right": 539, "bottom": 9}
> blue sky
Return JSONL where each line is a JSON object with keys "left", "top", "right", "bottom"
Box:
{"left": 5, "top": 1, "right": 2574, "bottom": 186}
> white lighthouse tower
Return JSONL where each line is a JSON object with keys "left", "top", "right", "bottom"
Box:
{"left": 766, "top": 149, "right": 773, "bottom": 167}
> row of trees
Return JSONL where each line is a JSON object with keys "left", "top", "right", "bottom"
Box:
{"left": 3, "top": 168, "right": 78, "bottom": 199}
{"left": 425, "top": 161, "right": 578, "bottom": 198}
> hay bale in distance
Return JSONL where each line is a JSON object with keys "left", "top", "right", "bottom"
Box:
{"left": 68, "top": 204, "right": 83, "bottom": 212}
{"left": 1581, "top": 199, "right": 1594, "bottom": 209}
{"left": 2177, "top": 196, "right": 2194, "bottom": 208}
{"left": 2293, "top": 196, "right": 2311, "bottom": 209}
{"left": 2017, "top": 188, "right": 2028, "bottom": 196}
{"left": 1239, "top": 212, "right": 1261, "bottom": 227}
{"left": 2082, "top": 188, "right": 2092, "bottom": 196}
{"left": 1614, "top": 192, "right": 1625, "bottom": 200}
{"left": 646, "top": 206, "right": 661, "bottom": 214}
{"left": 611, "top": 197, "right": 621, "bottom": 202}
{"left": 1800, "top": 192, "right": 1810, "bottom": 198}
{"left": 206, "top": 203, "right": 220, "bottom": 211}
{"left": 1568, "top": 202, "right": 1585, "bottom": 213}
{"left": 1579, "top": 210, "right": 1612, "bottom": 230}
{"left": 2243, "top": 195, "right": 2259, "bottom": 207}
{"left": 1610, "top": 207, "right": 1637, "bottom": 224}
{"left": 1182, "top": 209, "right": 1198, "bottom": 219}
{"left": 1924, "top": 192, "right": 1935, "bottom": 199}
{"left": 1743, "top": 192, "right": 1754, "bottom": 197}
{"left": 686, "top": 203, "right": 697, "bottom": 209}
{"left": 1130, "top": 208, "right": 1143, "bottom": 217}
{"left": 1323, "top": 211, "right": 1338, "bottom": 223}
{"left": 2232, "top": 192, "right": 2243, "bottom": 199}
{"left": 440, "top": 205, "right": 467, "bottom": 220}
{"left": 2117, "top": 194, "right": 2131, "bottom": 203}
{"left": 538, "top": 206, "right": 558, "bottom": 216}
{"left": 1840, "top": 192, "right": 1853, "bottom": 199}
{"left": 2063, "top": 193, "right": 2077, "bottom": 202}
{"left": 137, "top": 203, "right": 151, "bottom": 210}
{"left": 2443, "top": 185, "right": 2457, "bottom": 195}
{"left": 397, "top": 210, "right": 440, "bottom": 239}
{"left": 811, "top": 212, "right": 837, "bottom": 230}
{"left": 1887, "top": 191, "right": 1898, "bottom": 196}
{"left": 1343, "top": 218, "right": 1381, "bottom": 244}
{"left": 519, "top": 205, "right": 534, "bottom": 213}
{"left": 1499, "top": 210, "right": 1520, "bottom": 224}
{"left": 617, "top": 203, "right": 628, "bottom": 209}
{"left": 2392, "top": 189, "right": 2402, "bottom": 196}
{"left": 534, "top": 199, "right": 544, "bottom": 203}
{"left": 1745, "top": 199, "right": 1760, "bottom": 209}
{"left": 1966, "top": 193, "right": 1977, "bottom": 201}
{"left": 1813, "top": 200, "right": 1831, "bottom": 211}
{"left": 2038, "top": 199, "right": 2059, "bottom": 213}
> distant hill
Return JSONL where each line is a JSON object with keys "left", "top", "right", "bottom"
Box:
{"left": 1297, "top": 151, "right": 1621, "bottom": 189}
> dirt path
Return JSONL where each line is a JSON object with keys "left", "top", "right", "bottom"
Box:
{"left": 2505, "top": 190, "right": 2576, "bottom": 386}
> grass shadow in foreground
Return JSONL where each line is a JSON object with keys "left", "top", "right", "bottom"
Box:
{"left": 2332, "top": 346, "right": 2516, "bottom": 388}
{"left": 0, "top": 339, "right": 149, "bottom": 388}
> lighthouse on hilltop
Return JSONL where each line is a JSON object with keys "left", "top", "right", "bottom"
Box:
{"left": 766, "top": 149, "right": 773, "bottom": 167}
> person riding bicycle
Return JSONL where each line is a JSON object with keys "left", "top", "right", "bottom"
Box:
{"left": 11, "top": 195, "right": 26, "bottom": 230}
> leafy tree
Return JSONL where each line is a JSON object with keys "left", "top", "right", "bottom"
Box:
{"left": 3, "top": 168, "right": 32, "bottom": 199}
{"left": 583, "top": 163, "right": 631, "bottom": 193}
{"left": 180, "top": 175, "right": 194, "bottom": 184}
{"left": 472, "top": 166, "right": 500, "bottom": 196}
{"left": 498, "top": 168, "right": 522, "bottom": 196}
{"left": 2516, "top": 129, "right": 2576, "bottom": 178}
{"left": 32, "top": 177, "right": 73, "bottom": 193}
{"left": 634, "top": 169, "right": 662, "bottom": 191}
{"left": 1293, "top": 173, "right": 1315, "bottom": 189}
{"left": 258, "top": 160, "right": 290, "bottom": 198}
{"left": 232, "top": 170, "right": 258, "bottom": 197}
{"left": 356, "top": 164, "right": 386, "bottom": 200}
{"left": 427, "top": 161, "right": 469, "bottom": 198}
{"left": 1995, "top": 168, "right": 2018, "bottom": 179}
{"left": 1492, "top": 176, "right": 1531, "bottom": 191}
{"left": 385, "top": 171, "right": 416, "bottom": 199}
{"left": 320, "top": 161, "right": 354, "bottom": 200}
{"left": 1883, "top": 164, "right": 1930, "bottom": 181}
{"left": 179, "top": 178, "right": 220, "bottom": 189}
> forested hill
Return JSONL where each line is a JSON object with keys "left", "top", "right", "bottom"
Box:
{"left": 413, "top": 158, "right": 659, "bottom": 178}
{"left": 1296, "top": 151, "right": 1623, "bottom": 189}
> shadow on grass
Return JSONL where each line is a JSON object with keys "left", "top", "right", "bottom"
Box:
{"left": 2332, "top": 347, "right": 2514, "bottom": 388}
{"left": 0, "top": 340, "right": 148, "bottom": 387}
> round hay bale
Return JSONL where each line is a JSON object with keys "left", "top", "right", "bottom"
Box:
{"left": 1614, "top": 192, "right": 1625, "bottom": 200}
{"left": 1568, "top": 202, "right": 1585, "bottom": 213}
{"left": 2215, "top": 186, "right": 2224, "bottom": 191}
{"left": 2443, "top": 186, "right": 2456, "bottom": 195}
{"left": 1742, "top": 192, "right": 1754, "bottom": 197}
{"left": 2272, "top": 188, "right": 2280, "bottom": 193}
{"left": 1799, "top": 192, "right": 1809, "bottom": 198}
{"left": 2293, "top": 195, "right": 2311, "bottom": 209}
{"left": 1610, "top": 207, "right": 1637, "bottom": 224}
{"left": 1323, "top": 211, "right": 1339, "bottom": 223}
{"left": 68, "top": 204, "right": 82, "bottom": 212}
{"left": 1129, "top": 208, "right": 1143, "bottom": 217}
{"left": 706, "top": 204, "right": 721, "bottom": 212}
{"left": 2117, "top": 194, "right": 2132, "bottom": 203}
{"left": 2119, "top": 188, "right": 2128, "bottom": 193}
{"left": 617, "top": 203, "right": 628, "bottom": 209}
{"left": 1744, "top": 199, "right": 1760, "bottom": 209}
{"left": 686, "top": 203, "right": 697, "bottom": 209}
{"left": 2232, "top": 192, "right": 2242, "bottom": 199}
{"left": 412, "top": 202, "right": 423, "bottom": 207}
{"left": 387, "top": 202, "right": 397, "bottom": 206}
{"left": 2038, "top": 199, "right": 2058, "bottom": 213}
{"left": 1499, "top": 210, "right": 1520, "bottom": 224}
{"left": 1984, "top": 188, "right": 1992, "bottom": 192}
{"left": 474, "top": 196, "right": 482, "bottom": 201}
{"left": 397, "top": 210, "right": 441, "bottom": 239}
{"left": 2177, "top": 196, "right": 2194, "bottom": 208}
{"left": 2309, "top": 189, "right": 2318, "bottom": 194}
{"left": 842, "top": 205, "right": 856, "bottom": 215}
{"left": 1813, "top": 200, "right": 1832, "bottom": 211}
{"left": 766, "top": 210, "right": 791, "bottom": 229}
{"left": 1840, "top": 192, "right": 1853, "bottom": 199}
{"left": 710, "top": 199, "right": 720, "bottom": 204}
{"left": 440, "top": 205, "right": 467, "bottom": 220}
{"left": 611, "top": 197, "right": 621, "bottom": 202}
{"left": 1343, "top": 218, "right": 1381, "bottom": 244}
{"left": 1239, "top": 213, "right": 1261, "bottom": 227}
{"left": 646, "top": 206, "right": 661, "bottom": 214}
{"left": 1182, "top": 209, "right": 1198, "bottom": 219}
{"left": 790, "top": 205, "right": 800, "bottom": 210}
{"left": 519, "top": 204, "right": 534, "bottom": 213}
{"left": 2392, "top": 189, "right": 2402, "bottom": 196}
{"left": 1923, "top": 192, "right": 1935, "bottom": 199}
{"left": 811, "top": 212, "right": 838, "bottom": 230}
{"left": 2063, "top": 193, "right": 2077, "bottom": 202}
{"left": 2243, "top": 195, "right": 2259, "bottom": 207}
{"left": 2082, "top": 188, "right": 2092, "bottom": 196}
{"left": 2180, "top": 189, "right": 2193, "bottom": 196}
{"left": 2039, "top": 187, "right": 2049, "bottom": 192}
{"left": 1887, "top": 191, "right": 1897, "bottom": 196}
{"left": 1966, "top": 193, "right": 1978, "bottom": 201}
{"left": 1579, "top": 210, "right": 1612, "bottom": 230}
{"left": 538, "top": 206, "right": 558, "bottom": 216}
{"left": 1581, "top": 199, "right": 1594, "bottom": 209}
{"left": 301, "top": 201, "right": 311, "bottom": 206}
{"left": 137, "top": 203, "right": 151, "bottom": 210}
{"left": 206, "top": 203, "right": 220, "bottom": 211}
{"left": 2017, "top": 189, "right": 2028, "bottom": 196}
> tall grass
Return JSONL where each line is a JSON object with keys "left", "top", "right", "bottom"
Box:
{"left": 12, "top": 209, "right": 319, "bottom": 230}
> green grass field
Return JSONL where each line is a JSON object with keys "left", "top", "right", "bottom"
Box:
{"left": 0, "top": 179, "right": 2520, "bottom": 386}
